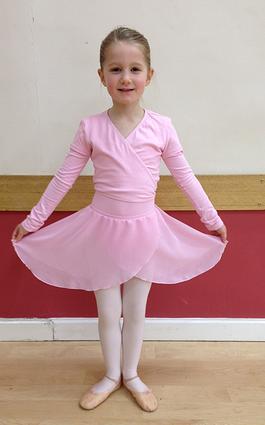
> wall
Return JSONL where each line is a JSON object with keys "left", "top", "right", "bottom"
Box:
{"left": 2, "top": 0, "right": 264, "bottom": 174}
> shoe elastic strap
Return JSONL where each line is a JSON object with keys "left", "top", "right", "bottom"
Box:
{"left": 105, "top": 375, "right": 120, "bottom": 383}
{"left": 123, "top": 375, "right": 138, "bottom": 383}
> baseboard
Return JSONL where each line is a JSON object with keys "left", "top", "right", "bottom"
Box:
{"left": 1, "top": 318, "right": 265, "bottom": 341}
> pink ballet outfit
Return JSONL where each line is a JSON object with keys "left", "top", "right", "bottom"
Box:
{"left": 12, "top": 109, "right": 228, "bottom": 291}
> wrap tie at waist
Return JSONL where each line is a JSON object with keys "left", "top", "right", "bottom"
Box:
{"left": 90, "top": 191, "right": 155, "bottom": 219}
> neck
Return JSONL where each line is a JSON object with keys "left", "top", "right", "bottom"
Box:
{"left": 108, "top": 103, "right": 144, "bottom": 120}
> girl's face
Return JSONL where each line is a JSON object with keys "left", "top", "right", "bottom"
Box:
{"left": 98, "top": 41, "right": 154, "bottom": 108}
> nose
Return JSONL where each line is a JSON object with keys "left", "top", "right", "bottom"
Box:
{"left": 120, "top": 71, "right": 131, "bottom": 84}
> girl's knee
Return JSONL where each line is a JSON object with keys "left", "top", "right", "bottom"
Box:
{"left": 94, "top": 284, "right": 122, "bottom": 323}
{"left": 122, "top": 278, "right": 152, "bottom": 319}
{"left": 122, "top": 301, "right": 147, "bottom": 323}
{"left": 98, "top": 306, "right": 122, "bottom": 324}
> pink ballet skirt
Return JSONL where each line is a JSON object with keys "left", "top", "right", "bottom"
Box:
{"left": 11, "top": 109, "right": 228, "bottom": 291}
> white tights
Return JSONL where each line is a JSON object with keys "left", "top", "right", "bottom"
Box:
{"left": 90, "top": 276, "right": 152, "bottom": 393}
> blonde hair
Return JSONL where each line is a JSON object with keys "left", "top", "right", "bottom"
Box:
{"left": 99, "top": 26, "right": 151, "bottom": 70}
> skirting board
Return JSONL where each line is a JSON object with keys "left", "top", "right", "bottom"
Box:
{"left": 1, "top": 318, "right": 265, "bottom": 341}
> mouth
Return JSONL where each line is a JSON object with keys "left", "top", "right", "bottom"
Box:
{"left": 118, "top": 89, "right": 134, "bottom": 92}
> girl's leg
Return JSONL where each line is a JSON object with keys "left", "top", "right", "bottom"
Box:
{"left": 90, "top": 284, "right": 122, "bottom": 393}
{"left": 121, "top": 276, "right": 152, "bottom": 392}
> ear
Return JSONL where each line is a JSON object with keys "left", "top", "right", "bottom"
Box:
{"left": 145, "top": 68, "right": 154, "bottom": 86}
{"left": 98, "top": 68, "right": 106, "bottom": 86}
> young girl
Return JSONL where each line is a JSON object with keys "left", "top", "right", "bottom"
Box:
{"left": 11, "top": 26, "right": 228, "bottom": 412}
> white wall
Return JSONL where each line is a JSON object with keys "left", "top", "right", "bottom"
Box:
{"left": 1, "top": 0, "right": 264, "bottom": 175}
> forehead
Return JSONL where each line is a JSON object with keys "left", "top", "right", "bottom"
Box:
{"left": 104, "top": 41, "right": 146, "bottom": 65}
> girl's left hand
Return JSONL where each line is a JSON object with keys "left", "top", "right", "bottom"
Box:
{"left": 210, "top": 224, "right": 228, "bottom": 243}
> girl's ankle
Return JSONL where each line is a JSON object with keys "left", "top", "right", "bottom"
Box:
{"left": 106, "top": 373, "right": 121, "bottom": 381}
{"left": 122, "top": 372, "right": 138, "bottom": 380}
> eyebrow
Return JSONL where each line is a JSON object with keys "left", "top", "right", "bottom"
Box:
{"left": 108, "top": 62, "right": 143, "bottom": 67}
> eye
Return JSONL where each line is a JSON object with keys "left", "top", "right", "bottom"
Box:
{"left": 110, "top": 67, "right": 120, "bottom": 72}
{"left": 131, "top": 67, "right": 141, "bottom": 72}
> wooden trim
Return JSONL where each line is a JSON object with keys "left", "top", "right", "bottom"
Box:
{"left": 1, "top": 175, "right": 264, "bottom": 211}
{"left": 2, "top": 318, "right": 265, "bottom": 341}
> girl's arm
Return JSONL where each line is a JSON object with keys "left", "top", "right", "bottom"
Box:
{"left": 161, "top": 118, "right": 224, "bottom": 232}
{"left": 20, "top": 119, "right": 92, "bottom": 232}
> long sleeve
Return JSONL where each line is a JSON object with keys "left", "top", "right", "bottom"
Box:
{"left": 162, "top": 118, "right": 224, "bottom": 231}
{"left": 21, "top": 119, "right": 92, "bottom": 232}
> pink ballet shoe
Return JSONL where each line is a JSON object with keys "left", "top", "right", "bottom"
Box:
{"left": 79, "top": 375, "right": 121, "bottom": 410}
{"left": 123, "top": 375, "right": 158, "bottom": 412}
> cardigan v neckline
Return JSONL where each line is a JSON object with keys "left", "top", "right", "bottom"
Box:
{"left": 105, "top": 108, "right": 147, "bottom": 141}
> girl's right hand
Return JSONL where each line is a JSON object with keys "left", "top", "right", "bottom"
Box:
{"left": 11, "top": 223, "right": 30, "bottom": 242}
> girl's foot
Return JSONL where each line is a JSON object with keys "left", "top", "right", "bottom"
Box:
{"left": 79, "top": 375, "right": 121, "bottom": 410}
{"left": 123, "top": 375, "right": 158, "bottom": 412}
{"left": 89, "top": 374, "right": 121, "bottom": 394}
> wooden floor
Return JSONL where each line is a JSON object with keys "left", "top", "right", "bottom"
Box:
{"left": 1, "top": 340, "right": 265, "bottom": 425}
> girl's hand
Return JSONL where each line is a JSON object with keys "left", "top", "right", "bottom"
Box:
{"left": 11, "top": 223, "right": 30, "bottom": 242}
{"left": 210, "top": 224, "right": 228, "bottom": 243}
